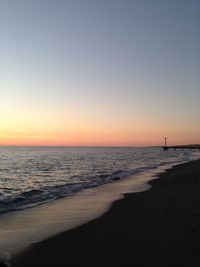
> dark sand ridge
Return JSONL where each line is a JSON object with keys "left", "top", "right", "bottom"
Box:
{"left": 12, "top": 159, "right": 200, "bottom": 266}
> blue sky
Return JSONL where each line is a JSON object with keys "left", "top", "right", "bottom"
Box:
{"left": 0, "top": 0, "right": 200, "bottom": 145}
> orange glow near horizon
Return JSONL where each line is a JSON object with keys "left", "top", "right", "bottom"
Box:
{"left": 1, "top": 97, "right": 200, "bottom": 147}
{"left": 1, "top": 125, "right": 199, "bottom": 147}
{"left": 1, "top": 1, "right": 200, "bottom": 147}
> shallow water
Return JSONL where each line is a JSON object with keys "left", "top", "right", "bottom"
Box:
{"left": 0, "top": 146, "right": 197, "bottom": 214}
{"left": 0, "top": 164, "right": 171, "bottom": 256}
{"left": 0, "top": 148, "right": 199, "bottom": 263}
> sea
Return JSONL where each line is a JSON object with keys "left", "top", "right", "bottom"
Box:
{"left": 0, "top": 146, "right": 199, "bottom": 215}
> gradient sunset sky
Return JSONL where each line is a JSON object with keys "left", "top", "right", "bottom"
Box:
{"left": 0, "top": 0, "right": 200, "bottom": 146}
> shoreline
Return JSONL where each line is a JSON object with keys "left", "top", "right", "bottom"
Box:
{"left": 0, "top": 162, "right": 167, "bottom": 258}
{"left": 11, "top": 159, "right": 200, "bottom": 266}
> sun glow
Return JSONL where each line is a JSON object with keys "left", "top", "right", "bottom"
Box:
{"left": 0, "top": 1, "right": 200, "bottom": 147}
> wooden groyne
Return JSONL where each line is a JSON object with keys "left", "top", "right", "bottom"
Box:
{"left": 163, "top": 145, "right": 200, "bottom": 151}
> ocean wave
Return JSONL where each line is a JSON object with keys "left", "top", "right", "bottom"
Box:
{"left": 0, "top": 165, "right": 160, "bottom": 215}
{"left": 0, "top": 147, "right": 199, "bottom": 215}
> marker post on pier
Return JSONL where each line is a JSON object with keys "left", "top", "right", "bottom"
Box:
{"left": 164, "top": 137, "right": 167, "bottom": 148}
{"left": 163, "top": 137, "right": 168, "bottom": 151}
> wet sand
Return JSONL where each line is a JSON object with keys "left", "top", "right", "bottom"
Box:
{"left": 12, "top": 159, "right": 200, "bottom": 266}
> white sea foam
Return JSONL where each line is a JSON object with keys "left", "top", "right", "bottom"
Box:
{"left": 0, "top": 147, "right": 199, "bottom": 215}
{"left": 0, "top": 148, "right": 199, "bottom": 259}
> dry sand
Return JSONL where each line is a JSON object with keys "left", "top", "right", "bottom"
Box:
{"left": 11, "top": 159, "right": 200, "bottom": 266}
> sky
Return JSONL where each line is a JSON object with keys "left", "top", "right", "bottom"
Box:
{"left": 0, "top": 0, "right": 200, "bottom": 146}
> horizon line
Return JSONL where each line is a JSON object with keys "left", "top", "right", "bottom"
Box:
{"left": 0, "top": 145, "right": 160, "bottom": 148}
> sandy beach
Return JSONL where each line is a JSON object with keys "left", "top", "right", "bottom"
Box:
{"left": 9, "top": 159, "right": 200, "bottom": 266}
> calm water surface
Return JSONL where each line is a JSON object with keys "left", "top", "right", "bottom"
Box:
{"left": 0, "top": 146, "right": 198, "bottom": 214}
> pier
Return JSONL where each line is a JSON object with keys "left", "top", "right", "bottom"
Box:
{"left": 162, "top": 137, "right": 200, "bottom": 151}
{"left": 162, "top": 144, "right": 200, "bottom": 151}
